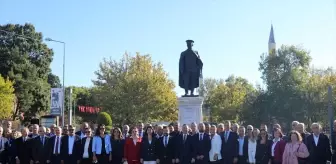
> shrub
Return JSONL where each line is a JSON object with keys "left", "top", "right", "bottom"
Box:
{"left": 97, "top": 112, "right": 112, "bottom": 126}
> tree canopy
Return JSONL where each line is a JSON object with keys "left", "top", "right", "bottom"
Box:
{"left": 0, "top": 75, "right": 15, "bottom": 119}
{"left": 0, "top": 23, "right": 54, "bottom": 120}
{"left": 93, "top": 53, "right": 177, "bottom": 125}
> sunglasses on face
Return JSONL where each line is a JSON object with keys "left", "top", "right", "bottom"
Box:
{"left": 69, "top": 129, "right": 74, "bottom": 131}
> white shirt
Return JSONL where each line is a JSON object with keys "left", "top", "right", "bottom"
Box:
{"left": 68, "top": 136, "right": 75, "bottom": 154}
{"left": 83, "top": 138, "right": 91, "bottom": 158}
{"left": 80, "top": 132, "right": 86, "bottom": 139}
{"left": 271, "top": 138, "right": 279, "bottom": 157}
{"left": 248, "top": 140, "right": 257, "bottom": 163}
{"left": 209, "top": 134, "right": 222, "bottom": 161}
{"left": 54, "top": 136, "right": 61, "bottom": 154}
{"left": 313, "top": 134, "right": 319, "bottom": 146}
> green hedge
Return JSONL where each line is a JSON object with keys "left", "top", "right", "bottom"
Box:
{"left": 97, "top": 112, "right": 112, "bottom": 126}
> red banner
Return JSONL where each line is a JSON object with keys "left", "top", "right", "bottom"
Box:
{"left": 78, "top": 106, "right": 101, "bottom": 113}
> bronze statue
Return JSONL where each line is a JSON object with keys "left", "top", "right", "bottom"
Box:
{"left": 179, "top": 40, "right": 203, "bottom": 97}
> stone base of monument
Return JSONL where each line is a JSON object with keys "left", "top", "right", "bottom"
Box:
{"left": 178, "top": 96, "right": 204, "bottom": 125}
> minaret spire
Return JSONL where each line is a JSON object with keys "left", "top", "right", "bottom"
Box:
{"left": 268, "top": 24, "right": 276, "bottom": 54}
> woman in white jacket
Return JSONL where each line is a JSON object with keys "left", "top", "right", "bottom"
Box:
{"left": 209, "top": 125, "right": 222, "bottom": 163}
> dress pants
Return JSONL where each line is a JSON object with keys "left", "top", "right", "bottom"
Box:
{"left": 97, "top": 154, "right": 109, "bottom": 164}
{"left": 51, "top": 154, "right": 62, "bottom": 164}
{"left": 64, "top": 154, "right": 77, "bottom": 164}
{"left": 111, "top": 155, "right": 123, "bottom": 164}
{"left": 81, "top": 158, "right": 93, "bottom": 164}
{"left": 196, "top": 158, "right": 208, "bottom": 164}
{"left": 237, "top": 155, "right": 246, "bottom": 164}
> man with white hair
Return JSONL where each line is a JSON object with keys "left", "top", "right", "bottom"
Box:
{"left": 15, "top": 127, "right": 31, "bottom": 164}
{"left": 295, "top": 122, "right": 310, "bottom": 144}
{"left": 306, "top": 123, "right": 332, "bottom": 164}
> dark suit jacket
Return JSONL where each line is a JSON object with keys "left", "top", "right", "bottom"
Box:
{"left": 141, "top": 137, "right": 157, "bottom": 161}
{"left": 32, "top": 135, "right": 50, "bottom": 163}
{"left": 111, "top": 138, "right": 125, "bottom": 158}
{"left": 175, "top": 133, "right": 193, "bottom": 162}
{"left": 15, "top": 136, "right": 31, "bottom": 162}
{"left": 78, "top": 137, "right": 93, "bottom": 160}
{"left": 4, "top": 137, "right": 16, "bottom": 160}
{"left": 48, "top": 135, "right": 62, "bottom": 158}
{"left": 60, "top": 135, "right": 81, "bottom": 160}
{"left": 192, "top": 133, "right": 211, "bottom": 161}
{"left": 156, "top": 135, "right": 175, "bottom": 160}
{"left": 220, "top": 131, "right": 239, "bottom": 159}
{"left": 306, "top": 133, "right": 332, "bottom": 163}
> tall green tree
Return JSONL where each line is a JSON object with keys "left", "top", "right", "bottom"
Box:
{"left": 0, "top": 23, "right": 53, "bottom": 120}
{"left": 0, "top": 75, "right": 15, "bottom": 119}
{"left": 205, "top": 75, "right": 255, "bottom": 122}
{"left": 93, "top": 53, "right": 177, "bottom": 125}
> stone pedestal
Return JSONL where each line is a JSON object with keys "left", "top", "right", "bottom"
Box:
{"left": 178, "top": 97, "right": 204, "bottom": 125}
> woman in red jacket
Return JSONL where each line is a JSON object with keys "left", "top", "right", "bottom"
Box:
{"left": 271, "top": 128, "right": 286, "bottom": 164}
{"left": 124, "top": 127, "right": 142, "bottom": 164}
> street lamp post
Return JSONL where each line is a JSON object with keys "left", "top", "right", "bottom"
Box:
{"left": 45, "top": 37, "right": 66, "bottom": 127}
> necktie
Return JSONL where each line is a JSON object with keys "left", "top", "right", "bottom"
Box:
{"left": 164, "top": 137, "right": 168, "bottom": 146}
{"left": 200, "top": 134, "right": 203, "bottom": 141}
{"left": 41, "top": 136, "right": 44, "bottom": 145}
{"left": 225, "top": 132, "right": 228, "bottom": 142}
{"left": 183, "top": 135, "right": 186, "bottom": 143}
{"left": 55, "top": 137, "right": 59, "bottom": 154}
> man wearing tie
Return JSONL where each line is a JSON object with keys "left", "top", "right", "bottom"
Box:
{"left": 123, "top": 125, "right": 130, "bottom": 139}
{"left": 221, "top": 121, "right": 239, "bottom": 164}
{"left": 32, "top": 126, "right": 50, "bottom": 164}
{"left": 156, "top": 126, "right": 175, "bottom": 164}
{"left": 48, "top": 126, "right": 63, "bottom": 163}
{"left": 175, "top": 124, "right": 192, "bottom": 164}
{"left": 15, "top": 128, "right": 31, "bottom": 164}
{"left": 193, "top": 123, "right": 211, "bottom": 164}
{"left": 61, "top": 125, "right": 81, "bottom": 164}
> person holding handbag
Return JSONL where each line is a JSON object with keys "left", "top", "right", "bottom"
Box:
{"left": 282, "top": 131, "right": 309, "bottom": 164}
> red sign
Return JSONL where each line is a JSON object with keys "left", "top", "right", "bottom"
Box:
{"left": 78, "top": 106, "right": 101, "bottom": 113}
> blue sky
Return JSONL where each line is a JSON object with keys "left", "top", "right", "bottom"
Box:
{"left": 1, "top": 0, "right": 336, "bottom": 95}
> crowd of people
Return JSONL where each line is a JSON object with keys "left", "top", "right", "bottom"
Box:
{"left": 0, "top": 120, "right": 335, "bottom": 164}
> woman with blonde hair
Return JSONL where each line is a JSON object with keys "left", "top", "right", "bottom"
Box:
{"left": 282, "top": 131, "right": 309, "bottom": 164}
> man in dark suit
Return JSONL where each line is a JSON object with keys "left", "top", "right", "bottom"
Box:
{"left": 306, "top": 122, "right": 332, "bottom": 164}
{"left": 48, "top": 126, "right": 63, "bottom": 164}
{"left": 156, "top": 126, "right": 175, "bottom": 164}
{"left": 170, "top": 122, "right": 181, "bottom": 137}
{"left": 32, "top": 126, "right": 50, "bottom": 164}
{"left": 15, "top": 127, "right": 31, "bottom": 164}
{"left": 221, "top": 121, "right": 239, "bottom": 164}
{"left": 75, "top": 122, "right": 89, "bottom": 139}
{"left": 175, "top": 124, "right": 193, "bottom": 164}
{"left": 61, "top": 125, "right": 81, "bottom": 164}
{"left": 78, "top": 129, "right": 93, "bottom": 164}
{"left": 193, "top": 123, "right": 211, "bottom": 164}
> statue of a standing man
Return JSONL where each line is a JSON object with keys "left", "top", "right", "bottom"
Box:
{"left": 179, "top": 40, "right": 203, "bottom": 97}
